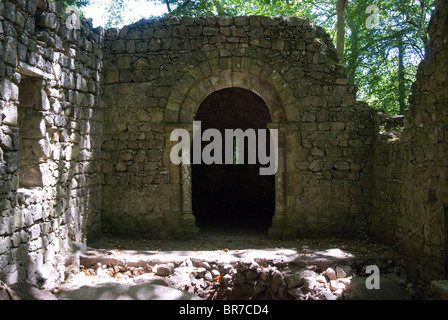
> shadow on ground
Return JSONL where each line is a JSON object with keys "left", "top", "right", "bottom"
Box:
{"left": 1, "top": 229, "right": 421, "bottom": 300}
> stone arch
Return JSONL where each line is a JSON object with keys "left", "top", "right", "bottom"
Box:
{"left": 166, "top": 56, "right": 293, "bottom": 239}
{"left": 165, "top": 56, "right": 298, "bottom": 124}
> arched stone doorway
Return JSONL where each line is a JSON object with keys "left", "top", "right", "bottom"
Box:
{"left": 168, "top": 68, "right": 290, "bottom": 239}
{"left": 192, "top": 88, "right": 275, "bottom": 234}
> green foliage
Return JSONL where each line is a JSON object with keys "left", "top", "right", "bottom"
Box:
{"left": 344, "top": 0, "right": 434, "bottom": 114}
{"left": 83, "top": 0, "right": 434, "bottom": 115}
{"left": 53, "top": 0, "right": 91, "bottom": 8}
{"left": 163, "top": 0, "right": 314, "bottom": 17}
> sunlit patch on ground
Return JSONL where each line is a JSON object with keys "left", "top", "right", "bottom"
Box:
{"left": 51, "top": 233, "right": 419, "bottom": 300}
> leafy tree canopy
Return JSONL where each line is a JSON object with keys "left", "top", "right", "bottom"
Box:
{"left": 56, "top": 0, "right": 435, "bottom": 115}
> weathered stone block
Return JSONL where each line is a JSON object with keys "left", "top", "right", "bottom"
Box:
{"left": 334, "top": 161, "right": 350, "bottom": 171}
{"left": 331, "top": 122, "right": 346, "bottom": 131}
{"left": 272, "top": 39, "right": 285, "bottom": 51}
{"left": 3, "top": 37, "right": 18, "bottom": 66}
{"left": 116, "top": 56, "right": 131, "bottom": 69}
{"left": 36, "top": 11, "right": 59, "bottom": 31}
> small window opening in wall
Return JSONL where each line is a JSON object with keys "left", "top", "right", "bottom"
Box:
{"left": 18, "top": 76, "right": 46, "bottom": 189}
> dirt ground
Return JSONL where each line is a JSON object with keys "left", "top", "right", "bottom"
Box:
{"left": 41, "top": 227, "right": 424, "bottom": 300}
{"left": 87, "top": 227, "right": 393, "bottom": 259}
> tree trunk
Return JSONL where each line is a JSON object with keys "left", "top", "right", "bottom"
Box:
{"left": 398, "top": 36, "right": 406, "bottom": 114}
{"left": 165, "top": 0, "right": 171, "bottom": 13}
{"left": 213, "top": 0, "right": 225, "bottom": 15}
{"left": 336, "top": 0, "right": 348, "bottom": 64}
{"left": 346, "top": 17, "right": 359, "bottom": 85}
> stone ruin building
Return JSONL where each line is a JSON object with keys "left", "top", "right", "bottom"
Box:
{"left": 0, "top": 0, "right": 447, "bottom": 297}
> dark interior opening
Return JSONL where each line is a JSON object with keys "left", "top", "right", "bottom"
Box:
{"left": 192, "top": 88, "right": 275, "bottom": 235}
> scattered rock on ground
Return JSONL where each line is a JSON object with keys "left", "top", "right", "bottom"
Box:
{"left": 155, "top": 263, "right": 174, "bottom": 276}
{"left": 51, "top": 237, "right": 423, "bottom": 300}
{"left": 324, "top": 267, "right": 337, "bottom": 281}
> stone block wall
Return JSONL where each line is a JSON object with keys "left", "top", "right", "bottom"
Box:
{"left": 0, "top": 0, "right": 103, "bottom": 286}
{"left": 0, "top": 0, "right": 445, "bottom": 290}
{"left": 370, "top": 0, "right": 448, "bottom": 284}
{"left": 371, "top": 112, "right": 404, "bottom": 244}
{"left": 101, "top": 15, "right": 374, "bottom": 240}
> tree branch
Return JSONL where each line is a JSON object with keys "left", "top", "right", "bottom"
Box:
{"left": 171, "top": 0, "right": 193, "bottom": 14}
{"left": 165, "top": 0, "right": 171, "bottom": 12}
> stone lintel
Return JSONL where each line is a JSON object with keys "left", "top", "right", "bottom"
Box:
{"left": 18, "top": 61, "right": 53, "bottom": 80}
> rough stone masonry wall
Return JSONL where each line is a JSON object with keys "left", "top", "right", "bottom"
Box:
{"left": 371, "top": 0, "right": 448, "bottom": 284}
{"left": 101, "top": 15, "right": 374, "bottom": 239}
{"left": 0, "top": 0, "right": 103, "bottom": 287}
